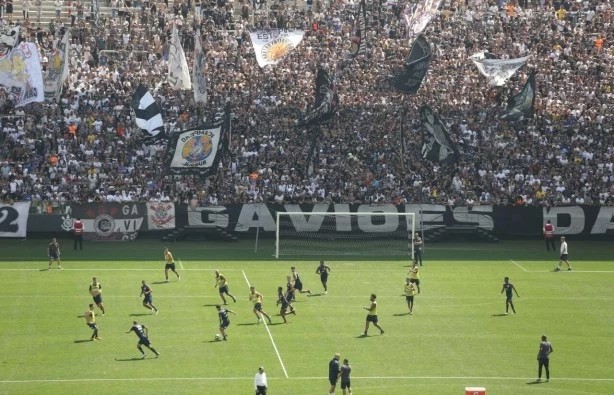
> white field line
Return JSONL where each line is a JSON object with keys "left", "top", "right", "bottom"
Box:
{"left": 1, "top": 376, "right": 613, "bottom": 384}
{"left": 177, "top": 258, "right": 185, "bottom": 270}
{"left": 242, "top": 269, "right": 289, "bottom": 379}
{"left": 509, "top": 259, "right": 528, "bottom": 272}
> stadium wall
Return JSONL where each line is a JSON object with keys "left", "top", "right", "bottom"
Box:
{"left": 1, "top": 203, "right": 612, "bottom": 240}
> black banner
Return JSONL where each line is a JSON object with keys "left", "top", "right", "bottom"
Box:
{"left": 26, "top": 204, "right": 614, "bottom": 239}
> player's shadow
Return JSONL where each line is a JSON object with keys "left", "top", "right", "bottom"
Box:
{"left": 393, "top": 312, "right": 411, "bottom": 316}
{"left": 76, "top": 315, "right": 85, "bottom": 318}
{"left": 307, "top": 293, "right": 325, "bottom": 297}
{"left": 355, "top": 334, "right": 370, "bottom": 339}
{"left": 115, "top": 357, "right": 146, "bottom": 362}
{"left": 73, "top": 339, "right": 93, "bottom": 344}
{"left": 266, "top": 322, "right": 284, "bottom": 326}
{"left": 203, "top": 304, "right": 219, "bottom": 307}
{"left": 39, "top": 268, "right": 50, "bottom": 272}
{"left": 130, "top": 313, "right": 153, "bottom": 317}
{"left": 526, "top": 380, "right": 544, "bottom": 385}
{"left": 491, "top": 313, "right": 509, "bottom": 317}
{"left": 151, "top": 281, "right": 168, "bottom": 285}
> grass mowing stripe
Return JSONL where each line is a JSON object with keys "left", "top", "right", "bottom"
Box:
{"left": 242, "top": 269, "right": 289, "bottom": 379}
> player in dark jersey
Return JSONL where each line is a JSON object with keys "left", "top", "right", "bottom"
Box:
{"left": 47, "top": 238, "right": 61, "bottom": 270}
{"left": 500, "top": 277, "right": 519, "bottom": 315}
{"left": 286, "top": 275, "right": 296, "bottom": 301}
{"left": 290, "top": 267, "right": 311, "bottom": 297}
{"left": 340, "top": 358, "right": 352, "bottom": 395}
{"left": 216, "top": 305, "right": 237, "bottom": 341}
{"left": 316, "top": 261, "right": 331, "bottom": 294}
{"left": 276, "top": 286, "right": 295, "bottom": 323}
{"left": 126, "top": 320, "right": 159, "bottom": 359}
{"left": 140, "top": 280, "right": 159, "bottom": 315}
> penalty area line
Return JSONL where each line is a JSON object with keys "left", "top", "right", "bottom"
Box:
{"left": 509, "top": 259, "right": 528, "bottom": 272}
{"left": 242, "top": 270, "right": 289, "bottom": 379}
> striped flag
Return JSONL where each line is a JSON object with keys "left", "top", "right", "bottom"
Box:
{"left": 349, "top": 0, "right": 367, "bottom": 58}
{"left": 131, "top": 85, "right": 165, "bottom": 137}
{"left": 193, "top": 28, "right": 207, "bottom": 104}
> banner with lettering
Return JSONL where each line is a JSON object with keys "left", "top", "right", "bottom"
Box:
{"left": 64, "top": 203, "right": 145, "bottom": 241}
{"left": 0, "top": 202, "right": 30, "bottom": 238}
{"left": 249, "top": 29, "right": 305, "bottom": 68}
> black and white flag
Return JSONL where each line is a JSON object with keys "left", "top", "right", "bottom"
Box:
{"left": 131, "top": 85, "right": 165, "bottom": 137}
{"left": 193, "top": 28, "right": 207, "bottom": 104}
{"left": 502, "top": 70, "right": 536, "bottom": 121}
{"left": 0, "top": 25, "right": 20, "bottom": 49}
{"left": 393, "top": 35, "right": 432, "bottom": 95}
{"left": 420, "top": 105, "right": 459, "bottom": 163}
{"left": 349, "top": 0, "right": 367, "bottom": 58}
{"left": 469, "top": 51, "right": 529, "bottom": 86}
{"left": 296, "top": 68, "right": 339, "bottom": 127}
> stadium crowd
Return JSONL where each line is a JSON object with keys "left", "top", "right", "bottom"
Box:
{"left": 0, "top": 0, "right": 612, "bottom": 212}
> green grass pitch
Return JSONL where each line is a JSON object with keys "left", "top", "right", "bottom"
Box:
{"left": 0, "top": 239, "right": 612, "bottom": 395}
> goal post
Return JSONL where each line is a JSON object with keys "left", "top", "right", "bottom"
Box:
{"left": 275, "top": 211, "right": 415, "bottom": 259}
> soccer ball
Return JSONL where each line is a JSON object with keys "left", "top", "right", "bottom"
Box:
{"left": 215, "top": 334, "right": 221, "bottom": 341}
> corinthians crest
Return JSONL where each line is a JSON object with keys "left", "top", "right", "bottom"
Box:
{"left": 147, "top": 202, "right": 176, "bottom": 230}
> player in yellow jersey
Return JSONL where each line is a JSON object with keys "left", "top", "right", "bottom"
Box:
{"left": 89, "top": 277, "right": 106, "bottom": 315}
{"left": 404, "top": 278, "right": 417, "bottom": 315}
{"left": 408, "top": 262, "right": 421, "bottom": 294}
{"left": 85, "top": 304, "right": 100, "bottom": 340}
{"left": 249, "top": 286, "right": 272, "bottom": 324}
{"left": 214, "top": 270, "right": 237, "bottom": 304}
{"left": 362, "top": 293, "right": 384, "bottom": 336}
{"left": 163, "top": 248, "right": 181, "bottom": 282}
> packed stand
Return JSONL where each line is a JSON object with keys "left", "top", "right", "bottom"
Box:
{"left": 0, "top": 0, "right": 612, "bottom": 211}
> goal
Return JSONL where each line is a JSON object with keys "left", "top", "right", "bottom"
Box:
{"left": 275, "top": 211, "right": 415, "bottom": 258}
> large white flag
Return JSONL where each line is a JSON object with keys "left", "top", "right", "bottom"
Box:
{"left": 168, "top": 25, "right": 192, "bottom": 90}
{"left": 43, "top": 30, "right": 70, "bottom": 101}
{"left": 193, "top": 28, "right": 207, "bottom": 104}
{"left": 0, "top": 42, "right": 44, "bottom": 107}
{"left": 249, "top": 29, "right": 305, "bottom": 68}
{"left": 470, "top": 52, "right": 530, "bottom": 86}
{"left": 403, "top": 0, "right": 442, "bottom": 37}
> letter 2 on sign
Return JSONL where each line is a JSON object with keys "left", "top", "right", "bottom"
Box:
{"left": 0, "top": 207, "right": 19, "bottom": 233}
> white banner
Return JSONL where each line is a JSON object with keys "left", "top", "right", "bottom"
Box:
{"left": 470, "top": 52, "right": 530, "bottom": 86}
{"left": 403, "top": 0, "right": 442, "bottom": 37}
{"left": 147, "top": 202, "right": 176, "bottom": 230}
{"left": 0, "top": 43, "right": 44, "bottom": 107}
{"left": 44, "top": 30, "right": 70, "bottom": 101}
{"left": 168, "top": 25, "right": 192, "bottom": 90}
{"left": 0, "top": 202, "right": 31, "bottom": 238}
{"left": 249, "top": 29, "right": 305, "bottom": 68}
{"left": 193, "top": 29, "right": 207, "bottom": 103}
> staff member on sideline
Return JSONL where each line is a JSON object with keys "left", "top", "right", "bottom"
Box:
{"left": 254, "top": 366, "right": 268, "bottom": 395}
{"left": 328, "top": 353, "right": 341, "bottom": 395}
{"left": 555, "top": 237, "right": 572, "bottom": 271}
{"left": 73, "top": 218, "right": 84, "bottom": 250}
{"left": 543, "top": 220, "right": 555, "bottom": 251}
{"left": 413, "top": 232, "right": 423, "bottom": 265}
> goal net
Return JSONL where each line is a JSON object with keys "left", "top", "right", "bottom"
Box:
{"left": 275, "top": 211, "right": 415, "bottom": 258}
